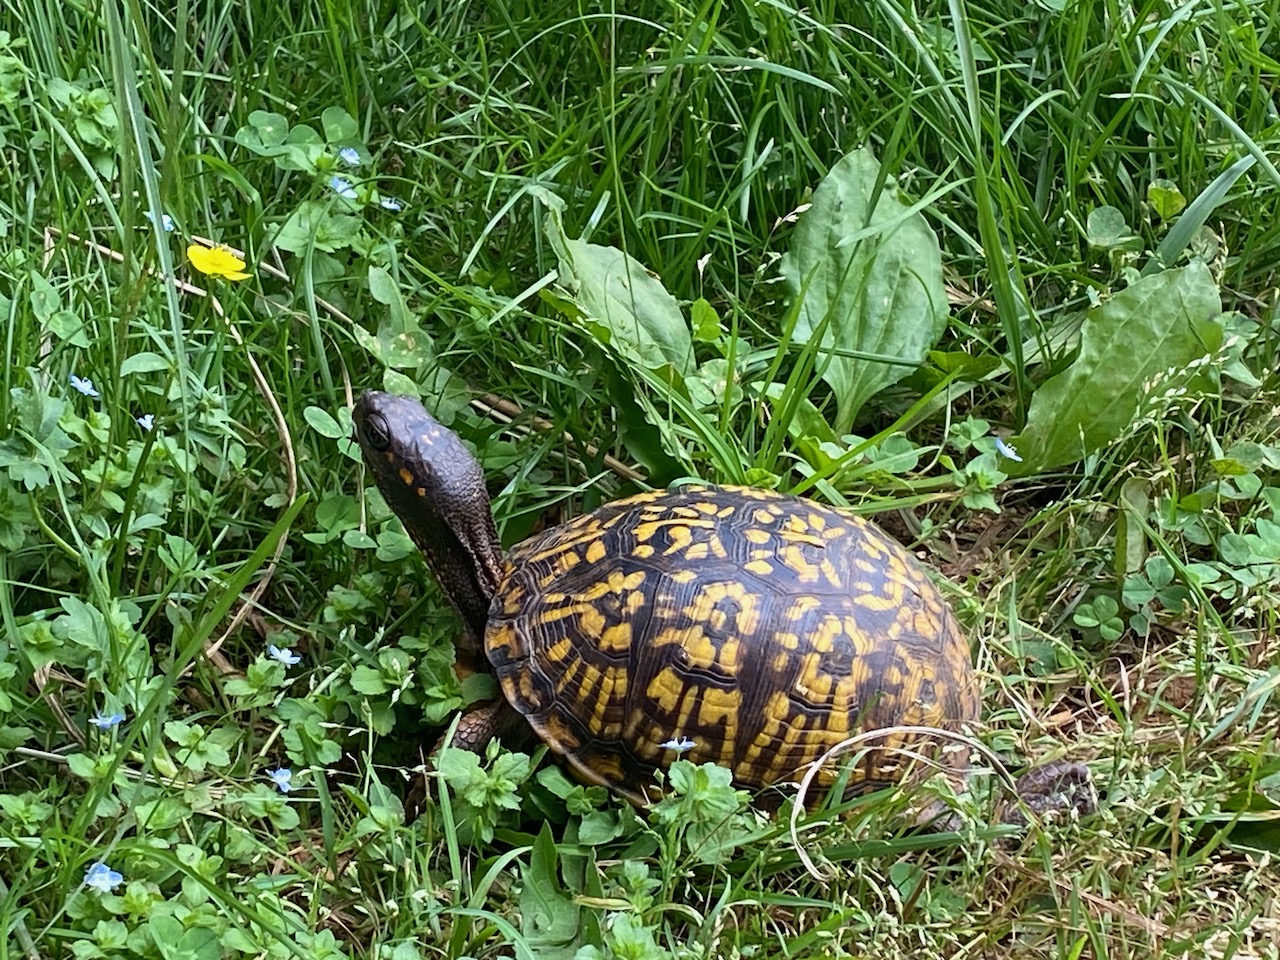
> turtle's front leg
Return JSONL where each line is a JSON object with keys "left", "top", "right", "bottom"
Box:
{"left": 406, "top": 699, "right": 534, "bottom": 818}
{"left": 443, "top": 698, "right": 534, "bottom": 753}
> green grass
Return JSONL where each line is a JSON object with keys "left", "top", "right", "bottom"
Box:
{"left": 2, "top": 1, "right": 1280, "bottom": 957}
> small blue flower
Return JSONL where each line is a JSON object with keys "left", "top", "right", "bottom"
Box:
{"left": 267, "top": 643, "right": 301, "bottom": 666}
{"left": 69, "top": 374, "right": 100, "bottom": 399}
{"left": 136, "top": 413, "right": 155, "bottom": 432}
{"left": 993, "top": 436, "right": 1023, "bottom": 463}
{"left": 329, "top": 176, "right": 357, "bottom": 201}
{"left": 90, "top": 711, "right": 125, "bottom": 730}
{"left": 267, "top": 767, "right": 293, "bottom": 793}
{"left": 660, "top": 736, "right": 696, "bottom": 753}
{"left": 144, "top": 210, "right": 174, "bottom": 232}
{"left": 84, "top": 861, "right": 124, "bottom": 893}
{"left": 379, "top": 196, "right": 403, "bottom": 212}
{"left": 338, "top": 147, "right": 360, "bottom": 167}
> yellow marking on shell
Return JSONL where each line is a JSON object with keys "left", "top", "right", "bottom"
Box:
{"left": 487, "top": 623, "right": 523, "bottom": 663}
{"left": 824, "top": 693, "right": 851, "bottom": 737}
{"left": 669, "top": 569, "right": 698, "bottom": 584}
{"left": 694, "top": 501, "right": 721, "bottom": 515}
{"left": 809, "top": 616, "right": 841, "bottom": 654}
{"left": 633, "top": 516, "right": 716, "bottom": 544}
{"left": 854, "top": 557, "right": 878, "bottom": 574}
{"left": 550, "top": 550, "right": 582, "bottom": 578}
{"left": 673, "top": 686, "right": 701, "bottom": 736}
{"left": 745, "top": 528, "right": 771, "bottom": 545}
{"left": 808, "top": 512, "right": 826, "bottom": 531}
{"left": 585, "top": 539, "right": 608, "bottom": 564}
{"left": 578, "top": 605, "right": 605, "bottom": 637}
{"left": 518, "top": 670, "right": 541, "bottom": 709}
{"left": 649, "top": 625, "right": 688, "bottom": 648}
{"left": 579, "top": 569, "right": 647, "bottom": 601}
{"left": 745, "top": 559, "right": 773, "bottom": 576}
{"left": 600, "top": 622, "right": 632, "bottom": 654}
{"left": 855, "top": 592, "right": 899, "bottom": 613}
{"left": 717, "top": 732, "right": 737, "bottom": 767}
{"left": 819, "top": 559, "right": 843, "bottom": 587}
{"left": 685, "top": 541, "right": 710, "bottom": 561}
{"left": 696, "top": 686, "right": 741, "bottom": 735}
{"left": 633, "top": 544, "right": 655, "bottom": 559}
{"left": 735, "top": 691, "right": 789, "bottom": 782}
{"left": 586, "top": 753, "right": 625, "bottom": 783}
{"left": 526, "top": 533, "right": 602, "bottom": 565}
{"left": 679, "top": 627, "right": 717, "bottom": 670}
{"left": 545, "top": 637, "right": 573, "bottom": 665}
{"left": 791, "top": 595, "right": 823, "bottom": 616}
{"left": 779, "top": 544, "right": 821, "bottom": 583}
{"left": 793, "top": 653, "right": 833, "bottom": 702}
{"left": 646, "top": 666, "right": 689, "bottom": 710}
{"left": 784, "top": 514, "right": 809, "bottom": 534}
{"left": 859, "top": 538, "right": 889, "bottom": 560}
{"left": 775, "top": 631, "right": 801, "bottom": 651}
{"left": 663, "top": 525, "right": 693, "bottom": 556}
{"left": 623, "top": 707, "right": 646, "bottom": 740}
{"left": 554, "top": 656, "right": 588, "bottom": 699}
{"left": 772, "top": 651, "right": 789, "bottom": 672}
{"left": 398, "top": 467, "right": 416, "bottom": 487}
{"left": 590, "top": 666, "right": 628, "bottom": 727}
{"left": 542, "top": 712, "right": 581, "bottom": 752}
{"left": 823, "top": 526, "right": 846, "bottom": 540}
{"left": 752, "top": 508, "right": 776, "bottom": 525}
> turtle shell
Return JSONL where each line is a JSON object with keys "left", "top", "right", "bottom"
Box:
{"left": 484, "top": 485, "right": 979, "bottom": 803}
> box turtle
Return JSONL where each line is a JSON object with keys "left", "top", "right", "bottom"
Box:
{"left": 354, "top": 391, "right": 1093, "bottom": 819}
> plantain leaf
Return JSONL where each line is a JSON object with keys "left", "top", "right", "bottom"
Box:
{"left": 538, "top": 190, "right": 692, "bottom": 377}
{"left": 779, "top": 147, "right": 948, "bottom": 433}
{"left": 1008, "top": 262, "right": 1223, "bottom": 474}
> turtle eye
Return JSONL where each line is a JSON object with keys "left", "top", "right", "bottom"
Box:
{"left": 363, "top": 412, "right": 392, "bottom": 452}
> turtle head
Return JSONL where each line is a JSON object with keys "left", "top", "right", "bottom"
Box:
{"left": 353, "top": 390, "right": 503, "bottom": 646}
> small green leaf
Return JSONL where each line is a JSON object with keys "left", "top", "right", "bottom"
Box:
{"left": 1148, "top": 179, "right": 1187, "bottom": 220}
{"left": 47, "top": 311, "right": 90, "bottom": 347}
{"left": 320, "top": 106, "right": 358, "bottom": 143}
{"left": 28, "top": 270, "right": 59, "bottom": 321}
{"left": 690, "top": 297, "right": 721, "bottom": 342}
{"left": 235, "top": 110, "right": 289, "bottom": 152}
{"left": 303, "top": 406, "right": 344, "bottom": 439}
{"left": 120, "top": 351, "right": 170, "bottom": 376}
{"left": 1086, "top": 205, "right": 1140, "bottom": 249}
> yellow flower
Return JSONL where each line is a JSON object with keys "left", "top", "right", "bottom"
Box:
{"left": 187, "top": 244, "right": 251, "bottom": 281}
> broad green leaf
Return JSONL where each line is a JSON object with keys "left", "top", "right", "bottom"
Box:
{"left": 1009, "top": 262, "right": 1223, "bottom": 473}
{"left": 779, "top": 147, "right": 948, "bottom": 433}
{"left": 541, "top": 198, "right": 692, "bottom": 377}
{"left": 521, "top": 823, "right": 581, "bottom": 953}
